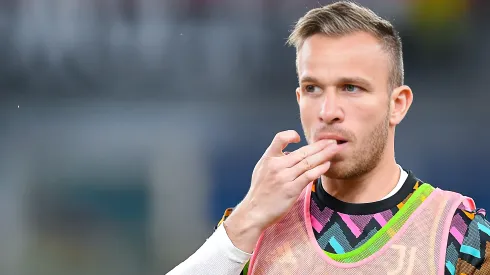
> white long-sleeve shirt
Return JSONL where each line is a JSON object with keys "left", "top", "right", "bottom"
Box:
{"left": 166, "top": 224, "right": 251, "bottom": 275}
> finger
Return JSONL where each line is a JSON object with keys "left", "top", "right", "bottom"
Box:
{"left": 286, "top": 143, "right": 340, "bottom": 181}
{"left": 288, "top": 161, "right": 332, "bottom": 192}
{"left": 282, "top": 139, "right": 336, "bottom": 168}
{"left": 264, "top": 130, "right": 301, "bottom": 157}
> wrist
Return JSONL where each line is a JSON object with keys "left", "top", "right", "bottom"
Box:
{"left": 223, "top": 207, "right": 264, "bottom": 254}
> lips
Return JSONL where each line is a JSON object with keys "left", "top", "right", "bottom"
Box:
{"left": 315, "top": 134, "right": 348, "bottom": 145}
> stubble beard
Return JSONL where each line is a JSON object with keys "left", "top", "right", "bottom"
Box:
{"left": 303, "top": 113, "right": 390, "bottom": 180}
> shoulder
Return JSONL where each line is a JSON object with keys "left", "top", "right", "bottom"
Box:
{"left": 448, "top": 197, "right": 490, "bottom": 273}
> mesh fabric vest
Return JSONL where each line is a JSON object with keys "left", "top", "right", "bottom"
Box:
{"left": 248, "top": 184, "right": 465, "bottom": 275}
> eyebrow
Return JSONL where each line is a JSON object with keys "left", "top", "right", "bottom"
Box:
{"left": 299, "top": 76, "right": 374, "bottom": 90}
{"left": 299, "top": 76, "right": 321, "bottom": 84}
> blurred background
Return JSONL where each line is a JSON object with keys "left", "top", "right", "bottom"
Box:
{"left": 0, "top": 0, "right": 489, "bottom": 274}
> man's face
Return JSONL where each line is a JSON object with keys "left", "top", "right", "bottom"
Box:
{"left": 296, "top": 32, "right": 392, "bottom": 179}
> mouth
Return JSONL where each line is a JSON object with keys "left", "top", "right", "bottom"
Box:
{"left": 315, "top": 134, "right": 348, "bottom": 145}
{"left": 336, "top": 140, "right": 347, "bottom": 145}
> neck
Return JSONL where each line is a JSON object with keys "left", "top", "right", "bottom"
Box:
{"left": 321, "top": 142, "right": 400, "bottom": 204}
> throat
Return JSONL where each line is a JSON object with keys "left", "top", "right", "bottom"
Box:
{"left": 320, "top": 163, "right": 402, "bottom": 204}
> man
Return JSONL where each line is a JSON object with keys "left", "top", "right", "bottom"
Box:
{"left": 168, "top": 2, "right": 490, "bottom": 274}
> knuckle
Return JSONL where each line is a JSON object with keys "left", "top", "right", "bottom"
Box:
{"left": 291, "top": 150, "right": 306, "bottom": 164}
{"left": 267, "top": 159, "right": 280, "bottom": 173}
{"left": 301, "top": 146, "right": 313, "bottom": 158}
{"left": 284, "top": 184, "right": 298, "bottom": 198}
{"left": 275, "top": 132, "right": 285, "bottom": 141}
{"left": 298, "top": 148, "right": 307, "bottom": 159}
{"left": 302, "top": 158, "right": 311, "bottom": 170}
{"left": 283, "top": 129, "right": 294, "bottom": 135}
{"left": 274, "top": 173, "right": 287, "bottom": 185}
{"left": 303, "top": 171, "right": 316, "bottom": 183}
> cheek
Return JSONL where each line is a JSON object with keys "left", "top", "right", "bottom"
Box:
{"left": 351, "top": 95, "right": 385, "bottom": 120}
{"left": 299, "top": 101, "right": 318, "bottom": 126}
{"left": 347, "top": 101, "right": 385, "bottom": 137}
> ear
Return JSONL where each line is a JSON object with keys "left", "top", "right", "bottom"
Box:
{"left": 389, "top": 85, "right": 413, "bottom": 126}
{"left": 296, "top": 87, "right": 301, "bottom": 105}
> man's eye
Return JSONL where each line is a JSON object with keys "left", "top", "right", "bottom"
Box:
{"left": 343, "top": 84, "right": 360, "bottom": 92}
{"left": 305, "top": 85, "right": 318, "bottom": 93}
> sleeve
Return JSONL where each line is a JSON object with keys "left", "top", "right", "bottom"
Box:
{"left": 444, "top": 200, "right": 490, "bottom": 275}
{"left": 166, "top": 209, "right": 253, "bottom": 275}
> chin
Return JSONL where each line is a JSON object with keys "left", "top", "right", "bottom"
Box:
{"left": 324, "top": 161, "right": 360, "bottom": 180}
{"left": 323, "top": 162, "right": 347, "bottom": 179}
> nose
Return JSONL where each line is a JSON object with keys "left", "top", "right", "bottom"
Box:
{"left": 319, "top": 90, "right": 344, "bottom": 124}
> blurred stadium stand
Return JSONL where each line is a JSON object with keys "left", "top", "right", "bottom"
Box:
{"left": 0, "top": 0, "right": 489, "bottom": 274}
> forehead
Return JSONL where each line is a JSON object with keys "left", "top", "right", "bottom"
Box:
{"left": 297, "top": 32, "right": 391, "bottom": 86}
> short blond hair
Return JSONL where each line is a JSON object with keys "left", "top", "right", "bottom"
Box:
{"left": 287, "top": 1, "right": 404, "bottom": 90}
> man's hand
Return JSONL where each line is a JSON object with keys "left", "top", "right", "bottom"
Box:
{"left": 224, "top": 130, "right": 339, "bottom": 253}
